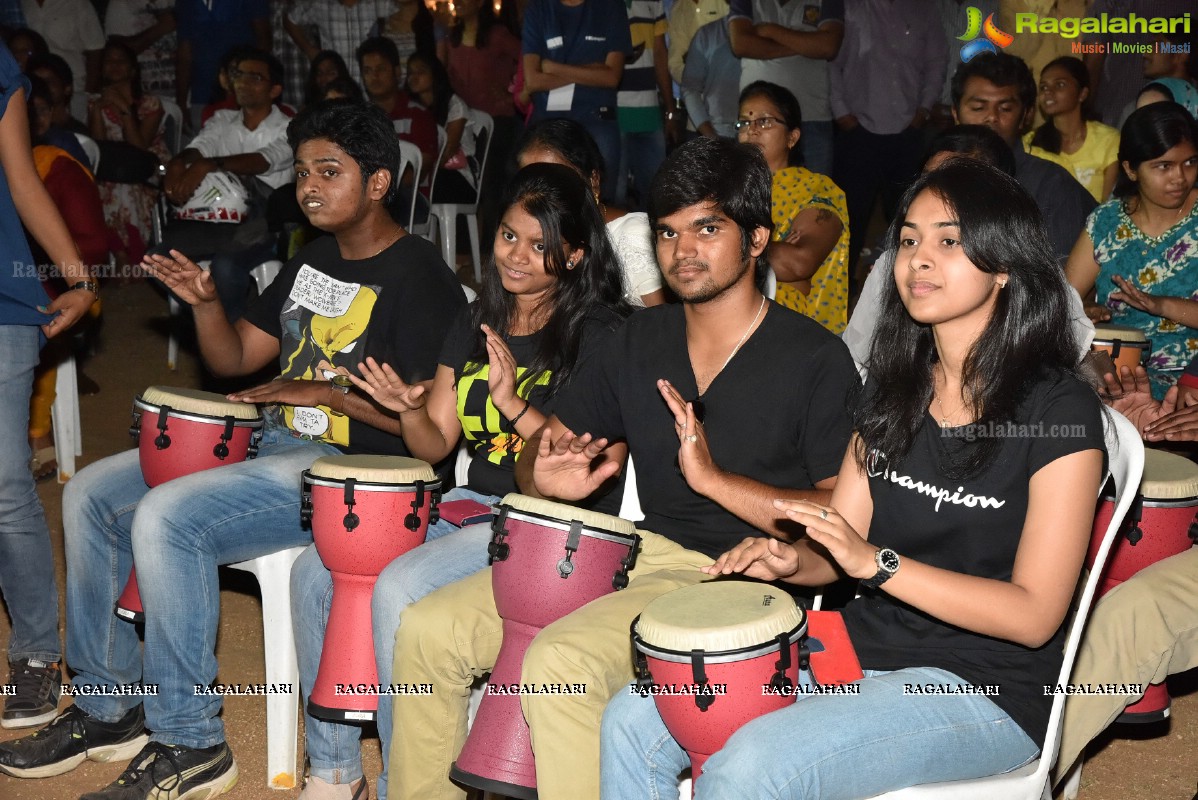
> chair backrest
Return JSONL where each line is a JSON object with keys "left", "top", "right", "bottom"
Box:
{"left": 158, "top": 97, "right": 184, "bottom": 155}
{"left": 74, "top": 133, "right": 100, "bottom": 174}
{"left": 466, "top": 109, "right": 494, "bottom": 204}
{"left": 396, "top": 139, "right": 423, "bottom": 233}
{"left": 1036, "top": 409, "right": 1143, "bottom": 781}
{"left": 764, "top": 266, "right": 777, "bottom": 301}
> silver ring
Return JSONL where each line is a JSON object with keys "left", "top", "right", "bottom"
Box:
{"left": 819, "top": 509, "right": 828, "bottom": 520}
{"left": 685, "top": 434, "right": 698, "bottom": 443}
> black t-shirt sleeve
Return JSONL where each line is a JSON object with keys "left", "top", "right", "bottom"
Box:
{"left": 241, "top": 256, "right": 304, "bottom": 340}
{"left": 1026, "top": 376, "right": 1107, "bottom": 477}
{"left": 376, "top": 238, "right": 468, "bottom": 385}
{"left": 799, "top": 336, "right": 861, "bottom": 482}
{"left": 438, "top": 303, "right": 477, "bottom": 376}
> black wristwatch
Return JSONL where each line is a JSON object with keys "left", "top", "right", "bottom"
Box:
{"left": 860, "top": 547, "right": 900, "bottom": 590}
{"left": 71, "top": 280, "right": 99, "bottom": 296}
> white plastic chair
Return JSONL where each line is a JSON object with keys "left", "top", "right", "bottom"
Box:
{"left": 429, "top": 110, "right": 494, "bottom": 284}
{"left": 763, "top": 266, "right": 777, "bottom": 301}
{"left": 167, "top": 260, "right": 281, "bottom": 369}
{"left": 73, "top": 133, "right": 100, "bottom": 174}
{"left": 226, "top": 546, "right": 307, "bottom": 790}
{"left": 158, "top": 97, "right": 184, "bottom": 155}
{"left": 395, "top": 139, "right": 424, "bottom": 235}
{"left": 50, "top": 352, "right": 82, "bottom": 482}
{"left": 864, "top": 410, "right": 1144, "bottom": 800}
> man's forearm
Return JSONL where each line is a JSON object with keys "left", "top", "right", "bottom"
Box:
{"left": 699, "top": 470, "right": 831, "bottom": 540}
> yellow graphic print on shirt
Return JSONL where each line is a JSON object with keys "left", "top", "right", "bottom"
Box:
{"left": 770, "top": 166, "right": 850, "bottom": 334}
{"left": 279, "top": 264, "right": 379, "bottom": 447}
{"left": 455, "top": 362, "right": 552, "bottom": 470}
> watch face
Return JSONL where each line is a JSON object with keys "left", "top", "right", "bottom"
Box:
{"left": 330, "top": 374, "right": 353, "bottom": 390}
{"left": 879, "top": 549, "right": 900, "bottom": 573}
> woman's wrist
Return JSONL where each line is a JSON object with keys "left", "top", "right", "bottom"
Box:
{"left": 1166, "top": 297, "right": 1195, "bottom": 326}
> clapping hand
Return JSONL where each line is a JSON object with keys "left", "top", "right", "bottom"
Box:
{"left": 349, "top": 357, "right": 427, "bottom": 414}
{"left": 659, "top": 379, "right": 721, "bottom": 496}
{"left": 531, "top": 427, "right": 620, "bottom": 501}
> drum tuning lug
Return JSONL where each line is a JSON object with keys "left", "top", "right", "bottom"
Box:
{"left": 556, "top": 557, "right": 575, "bottom": 578}
{"left": 1125, "top": 525, "right": 1143, "bottom": 546}
{"left": 487, "top": 541, "right": 510, "bottom": 562}
{"left": 404, "top": 512, "right": 421, "bottom": 531}
{"left": 343, "top": 511, "right": 360, "bottom": 532}
{"left": 154, "top": 432, "right": 171, "bottom": 450}
{"left": 612, "top": 571, "right": 629, "bottom": 590}
{"left": 212, "top": 442, "right": 230, "bottom": 460}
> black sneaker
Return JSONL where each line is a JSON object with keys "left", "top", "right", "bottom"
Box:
{"left": 2, "top": 658, "right": 61, "bottom": 728}
{"left": 0, "top": 704, "right": 147, "bottom": 779}
{"left": 79, "top": 740, "right": 238, "bottom": 800}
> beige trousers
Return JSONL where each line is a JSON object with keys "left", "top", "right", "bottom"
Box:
{"left": 386, "top": 530, "right": 714, "bottom": 800}
{"left": 1053, "top": 547, "right": 1198, "bottom": 784}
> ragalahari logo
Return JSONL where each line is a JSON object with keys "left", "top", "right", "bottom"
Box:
{"left": 958, "top": 7, "right": 1015, "bottom": 62}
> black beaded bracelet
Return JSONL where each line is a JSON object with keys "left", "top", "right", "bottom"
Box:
{"left": 507, "top": 400, "right": 531, "bottom": 431}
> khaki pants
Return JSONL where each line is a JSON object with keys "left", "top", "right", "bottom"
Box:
{"left": 1053, "top": 547, "right": 1198, "bottom": 784}
{"left": 387, "top": 530, "right": 714, "bottom": 800}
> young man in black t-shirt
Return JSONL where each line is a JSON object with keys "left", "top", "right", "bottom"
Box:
{"left": 387, "top": 137, "right": 858, "bottom": 800}
{"left": 0, "top": 100, "right": 464, "bottom": 800}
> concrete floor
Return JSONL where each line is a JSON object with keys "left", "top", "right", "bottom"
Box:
{"left": 1, "top": 278, "right": 1194, "bottom": 799}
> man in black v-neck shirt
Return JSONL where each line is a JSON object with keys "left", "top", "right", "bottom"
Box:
{"left": 388, "top": 137, "right": 858, "bottom": 800}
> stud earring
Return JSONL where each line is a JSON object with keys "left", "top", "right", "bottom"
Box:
{"left": 996, "top": 277, "right": 1008, "bottom": 288}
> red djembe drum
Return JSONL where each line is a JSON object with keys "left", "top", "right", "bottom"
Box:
{"left": 1091, "top": 323, "right": 1150, "bottom": 374}
{"left": 1087, "top": 448, "right": 1198, "bottom": 723}
{"left": 302, "top": 455, "right": 441, "bottom": 722}
{"left": 632, "top": 581, "right": 807, "bottom": 789}
{"left": 117, "top": 386, "right": 263, "bottom": 622}
{"left": 450, "top": 494, "right": 640, "bottom": 799}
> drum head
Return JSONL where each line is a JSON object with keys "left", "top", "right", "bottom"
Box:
{"left": 137, "top": 386, "right": 261, "bottom": 420}
{"left": 308, "top": 454, "right": 436, "bottom": 484}
{"left": 637, "top": 581, "right": 805, "bottom": 655}
{"left": 1092, "top": 323, "right": 1148, "bottom": 343}
{"left": 1141, "top": 449, "right": 1198, "bottom": 501}
{"left": 499, "top": 493, "right": 637, "bottom": 537}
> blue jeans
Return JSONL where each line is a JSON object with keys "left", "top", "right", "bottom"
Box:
{"left": 799, "top": 120, "right": 834, "bottom": 178}
{"left": 616, "top": 128, "right": 667, "bottom": 211}
{"left": 293, "top": 487, "right": 498, "bottom": 796}
{"left": 63, "top": 423, "right": 337, "bottom": 747}
{"left": 0, "top": 325, "right": 60, "bottom": 664}
{"left": 600, "top": 666, "right": 1038, "bottom": 800}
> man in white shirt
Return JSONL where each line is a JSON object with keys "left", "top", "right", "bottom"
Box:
{"left": 21, "top": 0, "right": 104, "bottom": 101}
{"left": 159, "top": 49, "right": 293, "bottom": 321}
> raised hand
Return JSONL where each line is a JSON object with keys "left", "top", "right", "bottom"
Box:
{"left": 227, "top": 378, "right": 329, "bottom": 407}
{"left": 349, "top": 357, "right": 427, "bottom": 414}
{"left": 531, "top": 427, "right": 620, "bottom": 501}
{"left": 482, "top": 324, "right": 520, "bottom": 414}
{"left": 659, "top": 379, "right": 721, "bottom": 496}
{"left": 142, "top": 249, "right": 218, "bottom": 305}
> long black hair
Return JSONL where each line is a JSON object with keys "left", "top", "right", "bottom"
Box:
{"left": 1114, "top": 101, "right": 1198, "bottom": 200}
{"left": 465, "top": 163, "right": 632, "bottom": 394}
{"left": 304, "top": 50, "right": 352, "bottom": 108}
{"left": 855, "top": 158, "right": 1082, "bottom": 477}
{"left": 406, "top": 50, "right": 453, "bottom": 124}
{"left": 1030, "top": 56, "right": 1094, "bottom": 154}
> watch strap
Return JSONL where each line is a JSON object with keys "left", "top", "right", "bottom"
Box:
{"left": 71, "top": 280, "right": 99, "bottom": 296}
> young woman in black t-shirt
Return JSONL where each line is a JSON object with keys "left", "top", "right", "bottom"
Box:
{"left": 293, "top": 162, "right": 630, "bottom": 799}
{"left": 599, "top": 159, "right": 1108, "bottom": 798}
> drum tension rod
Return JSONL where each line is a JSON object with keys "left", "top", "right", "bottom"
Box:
{"left": 557, "top": 522, "right": 583, "bottom": 578}
{"left": 690, "top": 650, "right": 715, "bottom": 711}
{"left": 404, "top": 481, "right": 425, "bottom": 531}
{"left": 613, "top": 535, "right": 641, "bottom": 590}
{"left": 488, "top": 507, "right": 511, "bottom": 562}
{"left": 631, "top": 618, "right": 654, "bottom": 692}
{"left": 1124, "top": 494, "right": 1144, "bottom": 546}
{"left": 213, "top": 416, "right": 236, "bottom": 460}
{"left": 769, "top": 631, "right": 794, "bottom": 692}
{"left": 154, "top": 405, "right": 173, "bottom": 450}
{"left": 129, "top": 410, "right": 143, "bottom": 441}
{"left": 342, "top": 478, "right": 360, "bottom": 532}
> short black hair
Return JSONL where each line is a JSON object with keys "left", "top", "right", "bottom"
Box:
{"left": 950, "top": 52, "right": 1036, "bottom": 113}
{"left": 287, "top": 99, "right": 402, "bottom": 204}
{"left": 925, "top": 125, "right": 1017, "bottom": 176}
{"left": 25, "top": 52, "right": 72, "bottom": 92}
{"left": 357, "top": 36, "right": 401, "bottom": 68}
{"left": 648, "top": 137, "right": 774, "bottom": 286}
{"left": 231, "top": 47, "right": 284, "bottom": 89}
